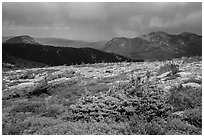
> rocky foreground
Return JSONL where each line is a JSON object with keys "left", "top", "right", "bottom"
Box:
{"left": 2, "top": 57, "right": 202, "bottom": 135}
{"left": 3, "top": 57, "right": 201, "bottom": 97}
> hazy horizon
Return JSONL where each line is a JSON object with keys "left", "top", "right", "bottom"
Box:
{"left": 3, "top": 2, "right": 202, "bottom": 41}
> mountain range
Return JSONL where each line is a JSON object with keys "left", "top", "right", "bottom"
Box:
{"left": 103, "top": 31, "right": 202, "bottom": 60}
{"left": 2, "top": 31, "right": 202, "bottom": 68}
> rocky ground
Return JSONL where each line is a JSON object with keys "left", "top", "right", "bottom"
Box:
{"left": 3, "top": 58, "right": 202, "bottom": 97}
{"left": 2, "top": 57, "right": 202, "bottom": 135}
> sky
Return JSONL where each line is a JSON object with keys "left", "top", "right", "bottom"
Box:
{"left": 2, "top": 2, "right": 202, "bottom": 41}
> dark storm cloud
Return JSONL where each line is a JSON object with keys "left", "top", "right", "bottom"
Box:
{"left": 2, "top": 2, "right": 202, "bottom": 41}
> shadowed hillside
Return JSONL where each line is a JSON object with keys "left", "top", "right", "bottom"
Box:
{"left": 3, "top": 43, "right": 138, "bottom": 68}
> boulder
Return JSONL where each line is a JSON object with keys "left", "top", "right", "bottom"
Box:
{"left": 179, "top": 77, "right": 189, "bottom": 82}
{"left": 178, "top": 72, "right": 192, "bottom": 78}
{"left": 17, "top": 82, "right": 36, "bottom": 89}
{"left": 157, "top": 71, "right": 171, "bottom": 79}
{"left": 49, "top": 70, "right": 75, "bottom": 80}
{"left": 48, "top": 77, "right": 71, "bottom": 86}
{"left": 6, "top": 78, "right": 49, "bottom": 98}
{"left": 149, "top": 77, "right": 156, "bottom": 83}
{"left": 172, "top": 111, "right": 184, "bottom": 117}
{"left": 8, "top": 82, "right": 36, "bottom": 91}
{"left": 182, "top": 82, "right": 201, "bottom": 89}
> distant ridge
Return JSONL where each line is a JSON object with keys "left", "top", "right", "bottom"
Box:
{"left": 3, "top": 36, "right": 107, "bottom": 50}
{"left": 103, "top": 31, "right": 202, "bottom": 60}
{"left": 4, "top": 35, "right": 40, "bottom": 45}
{"left": 36, "top": 37, "right": 107, "bottom": 49}
{"left": 3, "top": 31, "right": 202, "bottom": 62}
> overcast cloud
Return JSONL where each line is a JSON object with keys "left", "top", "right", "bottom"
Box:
{"left": 2, "top": 2, "right": 202, "bottom": 41}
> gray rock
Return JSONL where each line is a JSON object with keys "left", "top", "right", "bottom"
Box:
{"left": 178, "top": 72, "right": 192, "bottom": 78}
{"left": 48, "top": 77, "right": 74, "bottom": 86}
{"left": 149, "top": 77, "right": 157, "bottom": 83}
{"left": 179, "top": 77, "right": 189, "bottom": 82}
{"left": 172, "top": 111, "right": 184, "bottom": 117}
{"left": 48, "top": 70, "right": 75, "bottom": 80}
{"left": 157, "top": 71, "right": 171, "bottom": 79}
{"left": 182, "top": 82, "right": 201, "bottom": 88}
{"left": 7, "top": 78, "right": 48, "bottom": 98}
{"left": 17, "top": 82, "right": 36, "bottom": 89}
{"left": 9, "top": 82, "right": 36, "bottom": 91}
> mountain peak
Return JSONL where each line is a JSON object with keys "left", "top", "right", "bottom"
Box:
{"left": 4, "top": 35, "right": 40, "bottom": 45}
{"left": 103, "top": 37, "right": 131, "bottom": 50}
{"left": 151, "top": 31, "right": 167, "bottom": 34}
{"left": 140, "top": 31, "right": 169, "bottom": 37}
{"left": 138, "top": 31, "right": 170, "bottom": 43}
{"left": 110, "top": 37, "right": 129, "bottom": 41}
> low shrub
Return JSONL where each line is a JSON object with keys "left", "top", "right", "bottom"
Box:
{"left": 21, "top": 116, "right": 61, "bottom": 135}
{"left": 34, "top": 121, "right": 130, "bottom": 135}
{"left": 167, "top": 86, "right": 202, "bottom": 111}
{"left": 157, "top": 62, "right": 179, "bottom": 76}
{"left": 165, "top": 118, "right": 200, "bottom": 135}
{"left": 3, "top": 121, "right": 28, "bottom": 135}
{"left": 69, "top": 76, "right": 172, "bottom": 122}
{"left": 11, "top": 101, "right": 45, "bottom": 114}
{"left": 42, "top": 104, "right": 65, "bottom": 118}
{"left": 129, "top": 115, "right": 168, "bottom": 135}
{"left": 181, "top": 108, "right": 202, "bottom": 128}
{"left": 128, "top": 114, "right": 147, "bottom": 134}
{"left": 145, "top": 121, "right": 165, "bottom": 135}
